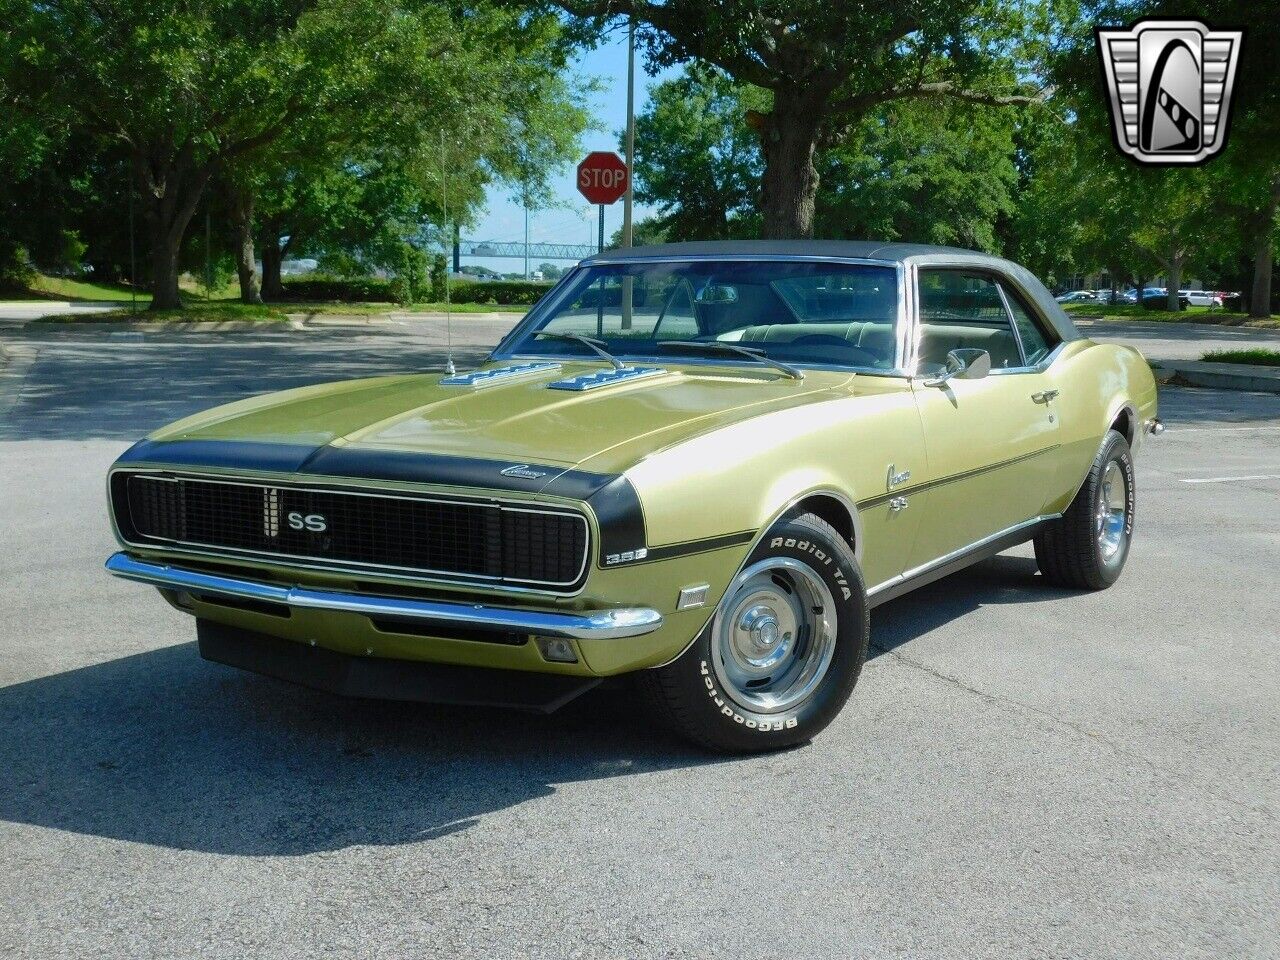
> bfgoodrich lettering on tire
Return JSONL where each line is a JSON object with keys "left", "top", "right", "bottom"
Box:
{"left": 639, "top": 512, "right": 869, "bottom": 752}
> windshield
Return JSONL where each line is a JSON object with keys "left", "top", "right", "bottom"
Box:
{"left": 500, "top": 260, "right": 901, "bottom": 371}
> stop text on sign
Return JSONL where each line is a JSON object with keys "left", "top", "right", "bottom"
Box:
{"left": 576, "top": 151, "right": 629, "bottom": 205}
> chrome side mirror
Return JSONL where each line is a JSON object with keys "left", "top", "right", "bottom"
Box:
{"left": 924, "top": 348, "right": 991, "bottom": 387}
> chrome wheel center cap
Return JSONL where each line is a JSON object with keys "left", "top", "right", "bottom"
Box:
{"left": 734, "top": 604, "right": 790, "bottom": 669}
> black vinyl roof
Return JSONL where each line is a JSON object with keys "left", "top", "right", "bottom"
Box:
{"left": 585, "top": 239, "right": 997, "bottom": 265}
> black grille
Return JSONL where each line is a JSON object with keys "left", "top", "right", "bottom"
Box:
{"left": 116, "top": 473, "right": 589, "bottom": 588}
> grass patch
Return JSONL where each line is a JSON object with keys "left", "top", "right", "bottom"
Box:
{"left": 283, "top": 300, "right": 529, "bottom": 315}
{"left": 1064, "top": 302, "right": 1278, "bottom": 326}
{"left": 26, "top": 275, "right": 153, "bottom": 303}
{"left": 33, "top": 302, "right": 288, "bottom": 324}
{"left": 1200, "top": 349, "right": 1280, "bottom": 367}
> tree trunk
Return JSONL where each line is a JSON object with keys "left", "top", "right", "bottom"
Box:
{"left": 759, "top": 87, "right": 827, "bottom": 239}
{"left": 149, "top": 230, "right": 184, "bottom": 311}
{"left": 231, "top": 187, "right": 262, "bottom": 305}
{"left": 1251, "top": 232, "right": 1273, "bottom": 319}
{"left": 260, "top": 230, "right": 287, "bottom": 300}
{"left": 137, "top": 155, "right": 210, "bottom": 312}
{"left": 1166, "top": 255, "right": 1183, "bottom": 312}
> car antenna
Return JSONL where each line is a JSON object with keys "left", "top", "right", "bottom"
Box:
{"left": 442, "top": 130, "right": 455, "bottom": 376}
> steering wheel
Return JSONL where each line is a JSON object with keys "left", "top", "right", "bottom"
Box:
{"left": 789, "top": 334, "right": 881, "bottom": 366}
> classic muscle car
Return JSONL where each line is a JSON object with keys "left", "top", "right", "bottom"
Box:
{"left": 106, "top": 241, "right": 1161, "bottom": 752}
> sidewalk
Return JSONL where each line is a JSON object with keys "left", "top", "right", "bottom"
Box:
{"left": 1149, "top": 359, "right": 1280, "bottom": 394}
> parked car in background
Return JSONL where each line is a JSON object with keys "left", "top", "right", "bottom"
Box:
{"left": 104, "top": 240, "right": 1160, "bottom": 752}
{"left": 1055, "top": 290, "right": 1098, "bottom": 304}
{"left": 1141, "top": 289, "right": 1189, "bottom": 310}
{"left": 1181, "top": 290, "right": 1223, "bottom": 308}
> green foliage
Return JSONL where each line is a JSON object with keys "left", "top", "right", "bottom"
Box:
{"left": 560, "top": 0, "right": 1048, "bottom": 235}
{"left": 627, "top": 65, "right": 764, "bottom": 239}
{"left": 1201, "top": 350, "right": 1280, "bottom": 366}
{"left": 817, "top": 100, "right": 1018, "bottom": 251}
{"left": 630, "top": 67, "right": 1018, "bottom": 251}
{"left": 0, "top": 242, "right": 37, "bottom": 292}
{"left": 390, "top": 243, "right": 430, "bottom": 305}
{"left": 430, "top": 254, "right": 449, "bottom": 302}
{"left": 281, "top": 276, "right": 395, "bottom": 301}
{"left": 449, "top": 281, "right": 552, "bottom": 306}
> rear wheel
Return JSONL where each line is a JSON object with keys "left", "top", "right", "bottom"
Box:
{"left": 1034, "top": 429, "right": 1135, "bottom": 590}
{"left": 639, "top": 512, "right": 868, "bottom": 753}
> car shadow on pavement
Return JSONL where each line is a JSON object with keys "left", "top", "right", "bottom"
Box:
{"left": 0, "top": 642, "right": 722, "bottom": 856}
{"left": 869, "top": 555, "right": 1076, "bottom": 657}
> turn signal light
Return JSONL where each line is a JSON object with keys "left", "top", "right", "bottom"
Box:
{"left": 535, "top": 636, "right": 579, "bottom": 663}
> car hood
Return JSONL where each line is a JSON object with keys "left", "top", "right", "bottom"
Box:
{"left": 145, "top": 361, "right": 854, "bottom": 478}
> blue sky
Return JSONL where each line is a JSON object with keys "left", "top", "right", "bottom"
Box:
{"left": 465, "top": 33, "right": 679, "bottom": 273}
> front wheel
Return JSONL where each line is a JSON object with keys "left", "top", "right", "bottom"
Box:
{"left": 639, "top": 512, "right": 869, "bottom": 753}
{"left": 1034, "top": 429, "right": 1135, "bottom": 590}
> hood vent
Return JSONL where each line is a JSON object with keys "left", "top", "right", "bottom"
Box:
{"left": 440, "top": 361, "right": 560, "bottom": 388}
{"left": 547, "top": 367, "right": 667, "bottom": 392}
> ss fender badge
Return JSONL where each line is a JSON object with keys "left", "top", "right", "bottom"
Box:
{"left": 500, "top": 464, "right": 548, "bottom": 480}
{"left": 605, "top": 548, "right": 648, "bottom": 566}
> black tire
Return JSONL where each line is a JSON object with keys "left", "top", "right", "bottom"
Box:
{"left": 1034, "top": 429, "right": 1135, "bottom": 590}
{"left": 639, "top": 512, "right": 869, "bottom": 753}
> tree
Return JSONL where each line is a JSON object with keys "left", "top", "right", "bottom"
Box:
{"left": 627, "top": 66, "right": 1019, "bottom": 250}
{"left": 245, "top": 8, "right": 589, "bottom": 301}
{"left": 558, "top": 0, "right": 1046, "bottom": 237}
{"left": 625, "top": 65, "right": 763, "bottom": 239}
{"left": 2, "top": 0, "right": 585, "bottom": 310}
{"left": 816, "top": 99, "right": 1018, "bottom": 250}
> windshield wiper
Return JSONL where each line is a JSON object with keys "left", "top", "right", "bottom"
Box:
{"left": 657, "top": 341, "right": 804, "bottom": 381}
{"left": 534, "top": 332, "right": 624, "bottom": 370}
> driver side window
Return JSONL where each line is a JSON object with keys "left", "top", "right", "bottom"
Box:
{"left": 916, "top": 271, "right": 1023, "bottom": 372}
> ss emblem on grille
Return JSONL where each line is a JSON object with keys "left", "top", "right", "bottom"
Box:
{"left": 288, "top": 511, "right": 328, "bottom": 532}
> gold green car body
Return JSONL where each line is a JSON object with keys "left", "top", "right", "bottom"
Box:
{"left": 106, "top": 242, "right": 1158, "bottom": 690}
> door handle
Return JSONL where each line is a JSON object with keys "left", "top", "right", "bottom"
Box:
{"left": 1031, "top": 389, "right": 1060, "bottom": 404}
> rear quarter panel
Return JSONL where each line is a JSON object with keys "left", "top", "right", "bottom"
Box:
{"left": 1044, "top": 339, "right": 1158, "bottom": 514}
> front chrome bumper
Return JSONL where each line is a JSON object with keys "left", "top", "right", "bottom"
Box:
{"left": 105, "top": 552, "right": 664, "bottom": 640}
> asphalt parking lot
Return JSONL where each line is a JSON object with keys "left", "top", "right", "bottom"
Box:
{"left": 1, "top": 319, "right": 1277, "bottom": 959}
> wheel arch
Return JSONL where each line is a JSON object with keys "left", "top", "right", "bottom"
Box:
{"left": 649, "top": 484, "right": 863, "bottom": 670}
{"left": 1108, "top": 402, "right": 1138, "bottom": 447}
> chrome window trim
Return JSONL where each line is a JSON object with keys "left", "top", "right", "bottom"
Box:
{"left": 905, "top": 261, "right": 1069, "bottom": 377}
{"left": 490, "top": 256, "right": 912, "bottom": 377}
{"left": 110, "top": 468, "right": 592, "bottom": 593}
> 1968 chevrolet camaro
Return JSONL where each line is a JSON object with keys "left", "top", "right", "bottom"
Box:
{"left": 106, "top": 241, "right": 1160, "bottom": 751}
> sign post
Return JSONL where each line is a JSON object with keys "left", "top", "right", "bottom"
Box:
{"left": 577, "top": 150, "right": 630, "bottom": 319}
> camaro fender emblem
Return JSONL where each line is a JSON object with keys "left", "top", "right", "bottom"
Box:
{"left": 1096, "top": 19, "right": 1243, "bottom": 166}
{"left": 500, "top": 464, "right": 548, "bottom": 480}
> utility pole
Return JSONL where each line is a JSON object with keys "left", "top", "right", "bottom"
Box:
{"left": 621, "top": 18, "right": 637, "bottom": 329}
{"left": 623, "top": 18, "right": 636, "bottom": 250}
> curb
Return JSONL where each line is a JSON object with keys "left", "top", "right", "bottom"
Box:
{"left": 25, "top": 318, "right": 303, "bottom": 332}
{"left": 1150, "top": 360, "right": 1280, "bottom": 394}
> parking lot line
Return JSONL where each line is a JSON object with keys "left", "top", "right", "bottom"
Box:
{"left": 1179, "top": 474, "right": 1280, "bottom": 484}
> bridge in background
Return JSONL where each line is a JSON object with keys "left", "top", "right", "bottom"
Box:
{"left": 457, "top": 239, "right": 599, "bottom": 261}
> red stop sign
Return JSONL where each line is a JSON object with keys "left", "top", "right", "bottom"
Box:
{"left": 576, "top": 151, "right": 629, "bottom": 205}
